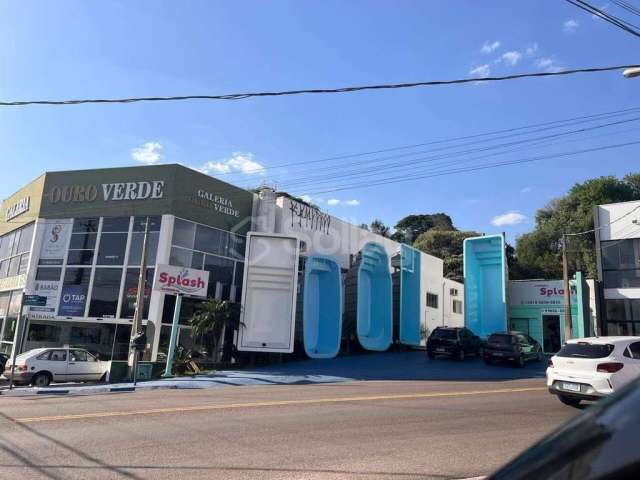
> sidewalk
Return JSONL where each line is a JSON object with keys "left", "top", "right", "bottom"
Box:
{"left": 0, "top": 351, "right": 546, "bottom": 397}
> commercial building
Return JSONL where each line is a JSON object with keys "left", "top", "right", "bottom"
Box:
{"left": 594, "top": 200, "right": 640, "bottom": 335}
{"left": 0, "top": 165, "right": 462, "bottom": 364}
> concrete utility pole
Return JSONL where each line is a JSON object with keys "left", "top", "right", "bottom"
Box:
{"left": 562, "top": 234, "right": 573, "bottom": 342}
{"left": 128, "top": 216, "right": 150, "bottom": 383}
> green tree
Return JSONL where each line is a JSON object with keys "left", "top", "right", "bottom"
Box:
{"left": 414, "top": 230, "right": 481, "bottom": 282}
{"left": 515, "top": 175, "right": 640, "bottom": 279}
{"left": 393, "top": 213, "right": 455, "bottom": 243}
{"left": 189, "top": 299, "right": 241, "bottom": 360}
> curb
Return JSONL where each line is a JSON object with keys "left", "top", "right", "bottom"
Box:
{"left": 0, "top": 385, "right": 139, "bottom": 397}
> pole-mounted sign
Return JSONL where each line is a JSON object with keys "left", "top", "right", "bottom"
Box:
{"left": 153, "top": 264, "right": 209, "bottom": 377}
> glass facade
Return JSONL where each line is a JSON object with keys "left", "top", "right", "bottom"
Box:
{"left": 0, "top": 223, "right": 34, "bottom": 279}
{"left": 601, "top": 239, "right": 640, "bottom": 288}
{"left": 605, "top": 298, "right": 640, "bottom": 336}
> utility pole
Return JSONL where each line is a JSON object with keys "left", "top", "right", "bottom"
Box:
{"left": 128, "top": 216, "right": 150, "bottom": 383}
{"left": 562, "top": 234, "right": 573, "bottom": 343}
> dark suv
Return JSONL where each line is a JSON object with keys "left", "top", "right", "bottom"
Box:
{"left": 426, "top": 327, "right": 482, "bottom": 361}
{"left": 483, "top": 331, "right": 543, "bottom": 367}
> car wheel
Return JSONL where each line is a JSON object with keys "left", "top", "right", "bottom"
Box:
{"left": 457, "top": 349, "right": 465, "bottom": 361}
{"left": 32, "top": 372, "right": 51, "bottom": 388}
{"left": 516, "top": 355, "right": 525, "bottom": 368}
{"left": 558, "top": 395, "right": 581, "bottom": 408}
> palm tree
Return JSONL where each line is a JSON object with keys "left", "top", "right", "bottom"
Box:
{"left": 189, "top": 299, "right": 242, "bottom": 362}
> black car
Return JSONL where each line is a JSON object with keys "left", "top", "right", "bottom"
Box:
{"left": 483, "top": 331, "right": 543, "bottom": 367}
{"left": 489, "top": 376, "right": 640, "bottom": 480}
{"left": 426, "top": 327, "right": 482, "bottom": 361}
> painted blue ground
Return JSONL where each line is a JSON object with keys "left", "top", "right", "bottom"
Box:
{"left": 0, "top": 351, "right": 546, "bottom": 396}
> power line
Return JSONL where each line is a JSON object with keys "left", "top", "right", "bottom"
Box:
{"left": 566, "top": 0, "right": 640, "bottom": 37}
{"left": 297, "top": 140, "right": 640, "bottom": 195}
{"left": 2, "top": 65, "right": 639, "bottom": 107}
{"left": 223, "top": 105, "right": 640, "bottom": 177}
{"left": 279, "top": 116, "right": 640, "bottom": 189}
{"left": 612, "top": 0, "right": 640, "bottom": 18}
{"left": 566, "top": 204, "right": 640, "bottom": 236}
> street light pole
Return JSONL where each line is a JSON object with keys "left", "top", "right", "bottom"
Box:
{"left": 128, "top": 216, "right": 150, "bottom": 383}
{"left": 562, "top": 234, "right": 573, "bottom": 343}
{"left": 623, "top": 67, "right": 640, "bottom": 78}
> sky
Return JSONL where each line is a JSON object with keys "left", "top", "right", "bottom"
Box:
{"left": 1, "top": 0, "right": 639, "bottom": 242}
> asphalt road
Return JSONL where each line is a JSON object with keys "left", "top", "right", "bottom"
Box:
{"left": 0, "top": 376, "right": 579, "bottom": 480}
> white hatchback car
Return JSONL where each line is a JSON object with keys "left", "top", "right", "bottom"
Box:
{"left": 547, "top": 336, "right": 640, "bottom": 406}
{"left": 3, "top": 347, "right": 109, "bottom": 387}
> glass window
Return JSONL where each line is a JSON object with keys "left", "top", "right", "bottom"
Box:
{"left": 603, "top": 270, "right": 640, "bottom": 289}
{"left": 488, "top": 334, "right": 514, "bottom": 345}
{"left": 426, "top": 292, "right": 438, "bottom": 309}
{"left": 67, "top": 250, "right": 94, "bottom": 265}
{"left": 112, "top": 324, "right": 132, "bottom": 361}
{"left": 602, "top": 239, "right": 640, "bottom": 270}
{"left": 169, "top": 247, "right": 193, "bottom": 268}
{"left": 70, "top": 326, "right": 102, "bottom": 345}
{"left": 453, "top": 299, "right": 463, "bottom": 314}
{"left": 228, "top": 234, "right": 246, "bottom": 260}
{"left": 97, "top": 233, "right": 128, "bottom": 265}
{"left": 431, "top": 328, "right": 457, "bottom": 339}
{"left": 69, "top": 233, "right": 97, "bottom": 250}
{"left": 88, "top": 268, "right": 123, "bottom": 318}
{"left": 607, "top": 322, "right": 640, "bottom": 336}
{"left": 557, "top": 343, "right": 614, "bottom": 358}
{"left": 0, "top": 292, "right": 10, "bottom": 317}
{"left": 120, "top": 268, "right": 154, "bottom": 319}
{"left": 195, "top": 224, "right": 227, "bottom": 255}
{"left": 18, "top": 253, "right": 29, "bottom": 275}
{"left": 128, "top": 232, "right": 159, "bottom": 266}
{"left": 626, "top": 342, "right": 640, "bottom": 360}
{"left": 49, "top": 350, "right": 67, "bottom": 361}
{"left": 64, "top": 268, "right": 91, "bottom": 286}
{"left": 17, "top": 223, "right": 34, "bottom": 253}
{"left": 35, "top": 268, "right": 62, "bottom": 282}
{"left": 606, "top": 299, "right": 640, "bottom": 322}
{"left": 133, "top": 216, "right": 161, "bottom": 232}
{"left": 9, "top": 230, "right": 20, "bottom": 256}
{"left": 73, "top": 218, "right": 99, "bottom": 233}
{"left": 70, "top": 350, "right": 88, "bottom": 362}
{"left": 0, "top": 260, "right": 8, "bottom": 278}
{"left": 1, "top": 317, "right": 16, "bottom": 342}
{"left": 101, "top": 217, "right": 130, "bottom": 232}
{"left": 8, "top": 292, "right": 22, "bottom": 316}
{"left": 27, "top": 323, "right": 62, "bottom": 343}
{"left": 37, "top": 351, "right": 52, "bottom": 360}
{"left": 204, "top": 255, "right": 234, "bottom": 298}
{"left": 7, "top": 256, "right": 20, "bottom": 277}
{"left": 172, "top": 218, "right": 195, "bottom": 249}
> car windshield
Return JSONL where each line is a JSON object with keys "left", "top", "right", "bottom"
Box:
{"left": 432, "top": 329, "right": 457, "bottom": 339}
{"left": 489, "top": 334, "right": 514, "bottom": 345}
{"left": 556, "top": 343, "right": 614, "bottom": 359}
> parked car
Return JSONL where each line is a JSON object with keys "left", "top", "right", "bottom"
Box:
{"left": 488, "top": 375, "right": 640, "bottom": 480}
{"left": 0, "top": 352, "right": 8, "bottom": 372}
{"left": 483, "top": 331, "right": 543, "bottom": 367}
{"left": 547, "top": 336, "right": 640, "bottom": 407}
{"left": 2, "top": 347, "right": 108, "bottom": 387}
{"left": 426, "top": 327, "right": 483, "bottom": 361}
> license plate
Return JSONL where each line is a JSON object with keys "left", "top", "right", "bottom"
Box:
{"left": 562, "top": 382, "right": 581, "bottom": 392}
{"left": 436, "top": 348, "right": 446, "bottom": 352}
{"left": 493, "top": 352, "right": 503, "bottom": 357}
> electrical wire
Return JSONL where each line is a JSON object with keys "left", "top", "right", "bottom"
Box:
{"left": 612, "top": 0, "right": 640, "bottom": 18}
{"left": 297, "top": 140, "right": 640, "bottom": 195}
{"left": 1, "top": 65, "right": 639, "bottom": 107}
{"left": 566, "top": 0, "right": 640, "bottom": 37}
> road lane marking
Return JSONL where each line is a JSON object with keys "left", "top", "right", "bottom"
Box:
{"left": 15, "top": 386, "right": 546, "bottom": 423}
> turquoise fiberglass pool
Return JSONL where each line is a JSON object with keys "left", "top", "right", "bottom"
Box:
{"left": 303, "top": 255, "right": 343, "bottom": 359}
{"left": 399, "top": 244, "right": 422, "bottom": 346}
{"left": 357, "top": 242, "right": 393, "bottom": 351}
{"left": 463, "top": 234, "right": 508, "bottom": 339}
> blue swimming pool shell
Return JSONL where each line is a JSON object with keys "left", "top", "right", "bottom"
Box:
{"left": 357, "top": 242, "right": 393, "bottom": 351}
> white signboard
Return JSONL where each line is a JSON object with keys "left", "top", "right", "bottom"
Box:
{"left": 6, "top": 197, "right": 30, "bottom": 221}
{"left": 152, "top": 264, "right": 209, "bottom": 298}
{"left": 39, "top": 219, "right": 72, "bottom": 266}
{"left": 508, "top": 280, "right": 577, "bottom": 307}
{"left": 237, "top": 233, "right": 300, "bottom": 353}
{"left": 27, "top": 279, "right": 61, "bottom": 319}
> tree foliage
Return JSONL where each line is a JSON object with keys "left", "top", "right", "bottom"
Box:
{"left": 514, "top": 174, "right": 640, "bottom": 279}
{"left": 190, "top": 299, "right": 241, "bottom": 357}
{"left": 392, "top": 213, "right": 455, "bottom": 243}
{"left": 414, "top": 230, "right": 481, "bottom": 282}
{"left": 369, "top": 219, "right": 391, "bottom": 237}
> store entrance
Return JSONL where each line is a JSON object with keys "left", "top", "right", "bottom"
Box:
{"left": 542, "top": 315, "right": 561, "bottom": 353}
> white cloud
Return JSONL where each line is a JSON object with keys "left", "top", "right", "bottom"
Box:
{"left": 500, "top": 51, "right": 522, "bottom": 66}
{"left": 520, "top": 187, "right": 532, "bottom": 193}
{"left": 131, "top": 142, "right": 163, "bottom": 165}
{"left": 491, "top": 211, "right": 527, "bottom": 226}
{"left": 535, "top": 57, "right": 562, "bottom": 73}
{"left": 563, "top": 19, "right": 579, "bottom": 34}
{"left": 469, "top": 64, "right": 491, "bottom": 78}
{"left": 344, "top": 199, "right": 360, "bottom": 206}
{"left": 525, "top": 43, "right": 539, "bottom": 56}
{"left": 299, "top": 195, "right": 313, "bottom": 203}
{"left": 200, "top": 152, "right": 265, "bottom": 175}
{"left": 481, "top": 40, "right": 501, "bottom": 54}
{"left": 327, "top": 199, "right": 340, "bottom": 206}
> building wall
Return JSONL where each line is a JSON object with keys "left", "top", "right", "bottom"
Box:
{"left": 596, "top": 200, "right": 640, "bottom": 335}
